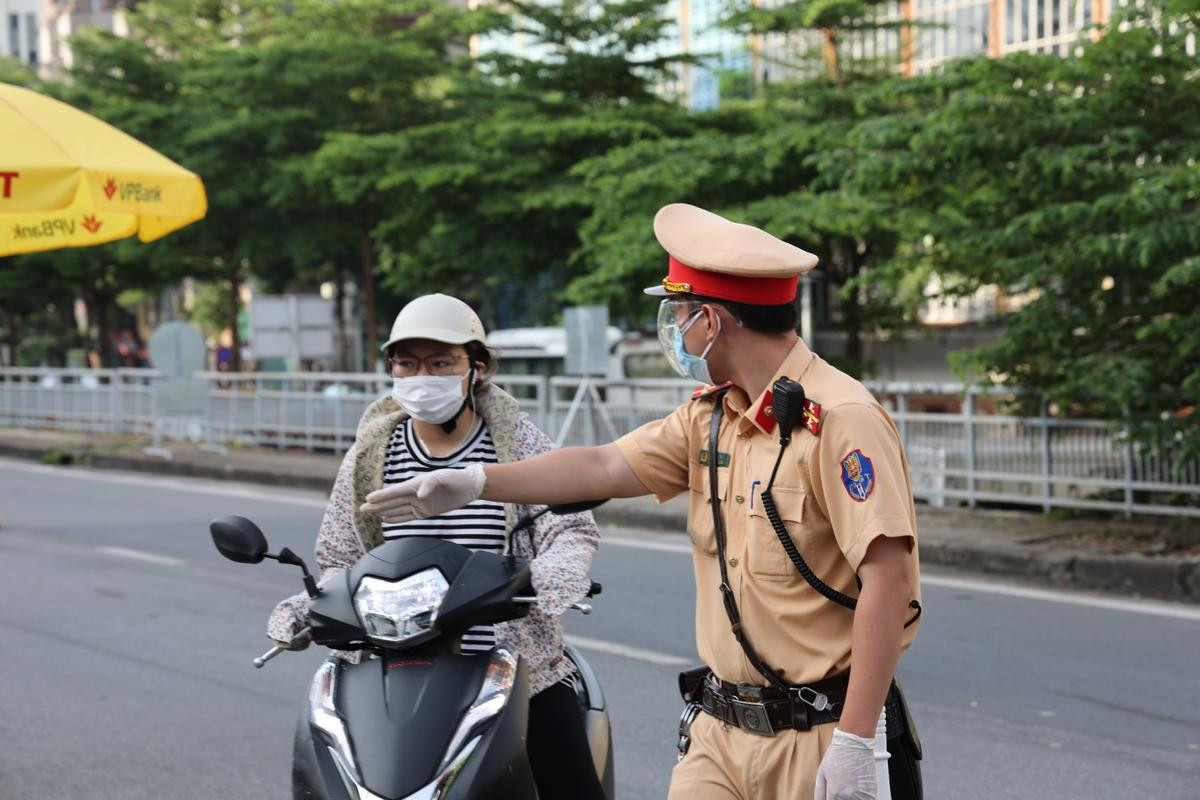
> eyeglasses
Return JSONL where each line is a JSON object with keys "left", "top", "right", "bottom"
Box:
{"left": 387, "top": 354, "right": 469, "bottom": 377}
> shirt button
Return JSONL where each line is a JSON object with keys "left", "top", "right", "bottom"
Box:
{"left": 735, "top": 495, "right": 745, "bottom": 504}
{"left": 728, "top": 557, "right": 739, "bottom": 568}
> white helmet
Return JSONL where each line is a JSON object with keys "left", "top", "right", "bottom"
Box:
{"left": 381, "top": 293, "right": 487, "bottom": 352}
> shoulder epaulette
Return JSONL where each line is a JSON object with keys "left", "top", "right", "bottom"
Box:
{"left": 691, "top": 381, "right": 734, "bottom": 400}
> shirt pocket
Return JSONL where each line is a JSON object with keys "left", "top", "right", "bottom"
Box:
{"left": 746, "top": 485, "right": 807, "bottom": 581}
{"left": 686, "top": 460, "right": 730, "bottom": 555}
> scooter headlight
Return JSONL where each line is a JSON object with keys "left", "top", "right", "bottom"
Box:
{"left": 353, "top": 570, "right": 449, "bottom": 646}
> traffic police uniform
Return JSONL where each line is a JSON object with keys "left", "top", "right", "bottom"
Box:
{"left": 614, "top": 204, "right": 922, "bottom": 800}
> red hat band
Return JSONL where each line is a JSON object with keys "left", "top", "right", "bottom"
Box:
{"left": 664, "top": 256, "right": 798, "bottom": 305}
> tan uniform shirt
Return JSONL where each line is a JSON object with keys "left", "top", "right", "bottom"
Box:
{"left": 616, "top": 338, "right": 921, "bottom": 686}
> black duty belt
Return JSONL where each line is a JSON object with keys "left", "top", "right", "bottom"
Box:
{"left": 699, "top": 673, "right": 849, "bottom": 736}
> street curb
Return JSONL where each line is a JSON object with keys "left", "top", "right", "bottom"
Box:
{"left": 2, "top": 436, "right": 1195, "bottom": 604}
{"left": 88, "top": 451, "right": 338, "bottom": 493}
{"left": 1071, "top": 553, "right": 1188, "bottom": 601}
{"left": 593, "top": 501, "right": 687, "bottom": 533}
{"left": 0, "top": 439, "right": 337, "bottom": 493}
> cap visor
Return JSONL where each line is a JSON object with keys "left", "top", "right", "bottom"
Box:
{"left": 643, "top": 284, "right": 670, "bottom": 296}
{"left": 380, "top": 329, "right": 479, "bottom": 351}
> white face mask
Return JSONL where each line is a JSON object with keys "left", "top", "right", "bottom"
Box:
{"left": 391, "top": 373, "right": 469, "bottom": 424}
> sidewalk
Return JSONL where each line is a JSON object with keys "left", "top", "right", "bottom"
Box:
{"left": 3, "top": 426, "right": 1198, "bottom": 603}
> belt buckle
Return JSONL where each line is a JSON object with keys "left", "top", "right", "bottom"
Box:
{"left": 730, "top": 686, "right": 774, "bottom": 736}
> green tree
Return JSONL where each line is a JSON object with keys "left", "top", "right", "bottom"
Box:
{"left": 261, "top": 0, "right": 475, "bottom": 365}
{"left": 54, "top": 0, "right": 237, "bottom": 365}
{"left": 0, "top": 252, "right": 79, "bottom": 366}
{"left": 849, "top": 1, "right": 1200, "bottom": 458}
{"left": 320, "top": 0, "right": 693, "bottom": 330}
{"left": 569, "top": 74, "right": 940, "bottom": 372}
{"left": 63, "top": 0, "right": 466, "bottom": 369}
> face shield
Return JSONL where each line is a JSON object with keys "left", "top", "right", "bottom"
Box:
{"left": 657, "top": 298, "right": 722, "bottom": 384}
{"left": 656, "top": 299, "right": 701, "bottom": 377}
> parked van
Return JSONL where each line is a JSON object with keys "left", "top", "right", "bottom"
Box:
{"left": 487, "top": 327, "right": 690, "bottom": 440}
{"left": 485, "top": 326, "right": 675, "bottom": 380}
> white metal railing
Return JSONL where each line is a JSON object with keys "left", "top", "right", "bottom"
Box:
{"left": 1, "top": 367, "right": 1196, "bottom": 518}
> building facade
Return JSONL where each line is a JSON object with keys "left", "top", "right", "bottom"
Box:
{"left": 668, "top": 0, "right": 751, "bottom": 110}
{"left": 754, "top": 0, "right": 1121, "bottom": 83}
{"left": 905, "top": 0, "right": 1115, "bottom": 74}
{"left": 2, "top": 0, "right": 39, "bottom": 66}
{"left": 37, "top": 0, "right": 129, "bottom": 74}
{"left": 664, "top": 0, "right": 1152, "bottom": 107}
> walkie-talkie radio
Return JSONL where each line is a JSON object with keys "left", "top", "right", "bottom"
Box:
{"left": 759, "top": 377, "right": 861, "bottom": 611}
{"left": 761, "top": 375, "right": 922, "bottom": 627}
{"left": 769, "top": 376, "right": 807, "bottom": 447}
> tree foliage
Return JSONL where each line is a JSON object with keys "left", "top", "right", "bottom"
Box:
{"left": 320, "top": 0, "right": 692, "bottom": 327}
{"left": 847, "top": 4, "right": 1200, "bottom": 457}
{"left": 5, "top": 0, "right": 1196, "bottom": 460}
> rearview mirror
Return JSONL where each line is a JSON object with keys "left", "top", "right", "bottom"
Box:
{"left": 210, "top": 515, "right": 269, "bottom": 564}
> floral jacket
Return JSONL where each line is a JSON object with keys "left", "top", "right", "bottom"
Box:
{"left": 267, "top": 385, "right": 600, "bottom": 695}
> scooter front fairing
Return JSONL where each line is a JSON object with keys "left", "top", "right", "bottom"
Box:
{"left": 294, "top": 648, "right": 536, "bottom": 800}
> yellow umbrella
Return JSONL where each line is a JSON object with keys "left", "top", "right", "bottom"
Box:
{"left": 0, "top": 81, "right": 207, "bottom": 257}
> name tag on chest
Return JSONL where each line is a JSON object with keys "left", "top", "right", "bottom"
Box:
{"left": 697, "top": 449, "right": 730, "bottom": 468}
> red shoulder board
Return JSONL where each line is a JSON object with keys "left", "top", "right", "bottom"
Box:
{"left": 691, "top": 381, "right": 734, "bottom": 400}
{"left": 802, "top": 399, "right": 823, "bottom": 436}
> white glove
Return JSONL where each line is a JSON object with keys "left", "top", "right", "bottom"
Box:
{"left": 814, "top": 728, "right": 878, "bottom": 800}
{"left": 361, "top": 463, "right": 486, "bottom": 523}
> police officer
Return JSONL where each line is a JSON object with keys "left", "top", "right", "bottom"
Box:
{"left": 362, "top": 203, "right": 922, "bottom": 800}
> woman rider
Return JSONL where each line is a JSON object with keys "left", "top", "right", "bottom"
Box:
{"left": 267, "top": 293, "right": 605, "bottom": 800}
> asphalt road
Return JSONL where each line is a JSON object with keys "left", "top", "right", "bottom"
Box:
{"left": 1, "top": 458, "right": 1197, "bottom": 799}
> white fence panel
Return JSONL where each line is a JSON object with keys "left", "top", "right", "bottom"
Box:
{"left": 2, "top": 368, "right": 1196, "bottom": 518}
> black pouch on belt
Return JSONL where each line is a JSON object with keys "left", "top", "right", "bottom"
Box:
{"left": 677, "top": 665, "right": 710, "bottom": 704}
{"left": 885, "top": 678, "right": 923, "bottom": 800}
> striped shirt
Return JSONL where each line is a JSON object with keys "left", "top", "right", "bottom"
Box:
{"left": 381, "top": 418, "right": 504, "bottom": 653}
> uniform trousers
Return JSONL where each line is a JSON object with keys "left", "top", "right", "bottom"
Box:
{"left": 669, "top": 711, "right": 838, "bottom": 800}
{"left": 671, "top": 708, "right": 895, "bottom": 800}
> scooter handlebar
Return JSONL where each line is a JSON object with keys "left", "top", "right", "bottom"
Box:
{"left": 514, "top": 597, "right": 593, "bottom": 614}
{"left": 253, "top": 627, "right": 311, "bottom": 668}
{"left": 253, "top": 645, "right": 285, "bottom": 669}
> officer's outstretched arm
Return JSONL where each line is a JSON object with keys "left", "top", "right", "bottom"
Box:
{"left": 483, "top": 443, "right": 649, "bottom": 505}
{"left": 361, "top": 444, "right": 649, "bottom": 523}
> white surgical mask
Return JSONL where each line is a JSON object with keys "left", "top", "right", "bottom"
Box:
{"left": 391, "top": 372, "right": 469, "bottom": 424}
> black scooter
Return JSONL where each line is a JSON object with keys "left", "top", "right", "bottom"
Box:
{"left": 210, "top": 500, "right": 614, "bottom": 800}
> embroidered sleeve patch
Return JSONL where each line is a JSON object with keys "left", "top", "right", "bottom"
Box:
{"left": 840, "top": 449, "right": 875, "bottom": 502}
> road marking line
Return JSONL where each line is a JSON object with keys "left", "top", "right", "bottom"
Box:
{"left": 8, "top": 459, "right": 1199, "bottom": 622}
{"left": 99, "top": 546, "right": 186, "bottom": 567}
{"left": 565, "top": 634, "right": 691, "bottom": 666}
{"left": 918, "top": 573, "right": 1200, "bottom": 622}
{"left": 0, "top": 458, "right": 328, "bottom": 509}
{"left": 604, "top": 535, "right": 1200, "bottom": 623}
{"left": 603, "top": 534, "right": 691, "bottom": 555}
